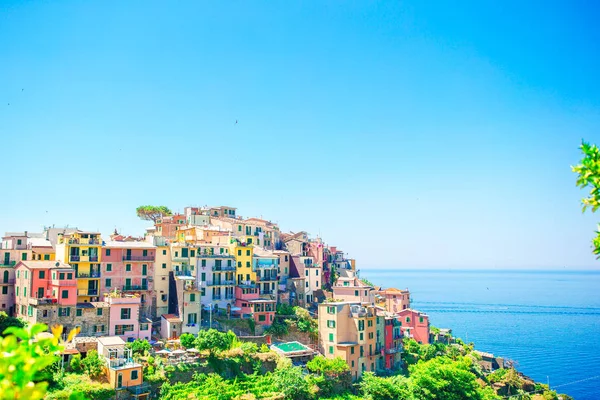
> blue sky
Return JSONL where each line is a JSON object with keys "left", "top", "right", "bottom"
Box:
{"left": 1, "top": 1, "right": 599, "bottom": 269}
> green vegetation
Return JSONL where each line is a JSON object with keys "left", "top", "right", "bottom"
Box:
{"left": 127, "top": 338, "right": 152, "bottom": 355}
{"left": 0, "top": 311, "right": 25, "bottom": 337}
{"left": 572, "top": 140, "right": 600, "bottom": 256}
{"left": 135, "top": 205, "right": 173, "bottom": 223}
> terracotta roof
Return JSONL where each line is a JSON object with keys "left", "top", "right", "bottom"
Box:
{"left": 17, "top": 261, "right": 72, "bottom": 270}
{"left": 162, "top": 314, "right": 182, "bottom": 323}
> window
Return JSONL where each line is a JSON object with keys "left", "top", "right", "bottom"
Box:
{"left": 329, "top": 346, "right": 334, "bottom": 354}
{"left": 227, "top": 260, "right": 232, "bottom": 267}
{"left": 23, "top": 287, "right": 27, "bottom": 297}
{"left": 105, "top": 249, "right": 111, "bottom": 256}
{"left": 246, "top": 261, "right": 250, "bottom": 268}
{"left": 161, "top": 294, "right": 168, "bottom": 302}
{"left": 351, "top": 346, "right": 355, "bottom": 354}
{"left": 142, "top": 264, "right": 147, "bottom": 275}
{"left": 17, "top": 239, "right": 22, "bottom": 245}
{"left": 305, "top": 270, "right": 308, "bottom": 277}
{"left": 201, "top": 260, "right": 206, "bottom": 267}
{"left": 42, "top": 309, "right": 48, "bottom": 317}
{"left": 406, "top": 317, "right": 411, "bottom": 323}
{"left": 246, "top": 250, "right": 250, "bottom": 256}
{"left": 187, "top": 313, "right": 197, "bottom": 324}
{"left": 58, "top": 307, "right": 70, "bottom": 317}
{"left": 358, "top": 320, "right": 365, "bottom": 331}
{"left": 305, "top": 282, "right": 308, "bottom": 288}
{"left": 25, "top": 271, "right": 28, "bottom": 279}
{"left": 419, "top": 316, "right": 424, "bottom": 323}
{"left": 163, "top": 249, "right": 167, "bottom": 255}
{"left": 238, "top": 250, "right": 242, "bottom": 256}
{"left": 368, "top": 320, "right": 373, "bottom": 327}
{"left": 327, "top": 320, "right": 336, "bottom": 328}
{"left": 16, "top": 271, "right": 19, "bottom": 279}
{"left": 182, "top": 248, "right": 188, "bottom": 258}
{"left": 76, "top": 309, "right": 83, "bottom": 317}
{"left": 238, "top": 225, "right": 242, "bottom": 231}
{"left": 106, "top": 278, "right": 111, "bottom": 287}
{"left": 190, "top": 293, "right": 196, "bottom": 302}
{"left": 59, "top": 273, "right": 64, "bottom": 280}
{"left": 61, "top": 290, "right": 68, "bottom": 299}
{"left": 215, "top": 260, "right": 221, "bottom": 267}
{"left": 360, "top": 333, "right": 364, "bottom": 341}
{"left": 327, "top": 306, "right": 336, "bottom": 314}
{"left": 142, "top": 249, "right": 148, "bottom": 257}
{"left": 258, "top": 314, "right": 266, "bottom": 322}
{"left": 121, "top": 308, "right": 131, "bottom": 320}
{"left": 131, "top": 370, "right": 139, "bottom": 380}
{"left": 1, "top": 287, "right": 6, "bottom": 295}
{"left": 28, "top": 305, "right": 33, "bottom": 317}
{"left": 67, "top": 273, "right": 72, "bottom": 279}
{"left": 201, "top": 273, "right": 206, "bottom": 281}
{"left": 162, "top": 263, "right": 166, "bottom": 269}
{"left": 190, "top": 250, "right": 195, "bottom": 257}
{"left": 21, "top": 253, "right": 27, "bottom": 260}
{"left": 38, "top": 270, "right": 45, "bottom": 279}
{"left": 44, "top": 254, "right": 50, "bottom": 260}
{"left": 97, "top": 308, "right": 103, "bottom": 316}
{"left": 16, "top": 287, "right": 19, "bottom": 296}
{"left": 237, "top": 262, "right": 242, "bottom": 268}
{"left": 106, "top": 264, "right": 112, "bottom": 272}
{"left": 355, "top": 290, "right": 359, "bottom": 297}
{"left": 329, "top": 333, "right": 334, "bottom": 342}
{"left": 115, "top": 325, "right": 134, "bottom": 335}
{"left": 126, "top": 264, "right": 131, "bottom": 272}
{"left": 201, "top": 288, "right": 205, "bottom": 296}
{"left": 369, "top": 332, "right": 374, "bottom": 339}
{"left": 140, "top": 323, "right": 149, "bottom": 330}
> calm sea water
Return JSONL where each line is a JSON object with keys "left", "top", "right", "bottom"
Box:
{"left": 364, "top": 269, "right": 600, "bottom": 400}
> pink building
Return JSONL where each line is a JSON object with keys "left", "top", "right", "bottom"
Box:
{"left": 381, "top": 313, "right": 403, "bottom": 370}
{"left": 332, "top": 269, "right": 375, "bottom": 303}
{"left": 234, "top": 285, "right": 275, "bottom": 326}
{"left": 104, "top": 293, "right": 151, "bottom": 342}
{"left": 397, "top": 309, "right": 430, "bottom": 344}
{"left": 101, "top": 241, "right": 155, "bottom": 318}
{"left": 378, "top": 288, "right": 411, "bottom": 313}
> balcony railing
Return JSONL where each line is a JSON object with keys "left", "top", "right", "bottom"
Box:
{"left": 213, "top": 294, "right": 222, "bottom": 300}
{"left": 224, "top": 295, "right": 234, "bottom": 300}
{"left": 0, "top": 261, "right": 16, "bottom": 267}
{"left": 70, "top": 255, "right": 80, "bottom": 262}
{"left": 385, "top": 347, "right": 403, "bottom": 354}
{"left": 207, "top": 280, "right": 235, "bottom": 286}
{"left": 77, "top": 271, "right": 101, "bottom": 278}
{"left": 0, "top": 279, "right": 15, "bottom": 285}
{"left": 175, "top": 270, "right": 193, "bottom": 277}
{"left": 78, "top": 289, "right": 98, "bottom": 296}
{"left": 122, "top": 255, "right": 154, "bottom": 261}
{"left": 67, "top": 238, "right": 101, "bottom": 245}
{"left": 127, "top": 383, "right": 151, "bottom": 395}
{"left": 29, "top": 297, "right": 57, "bottom": 305}
{"left": 212, "top": 265, "right": 236, "bottom": 271}
{"left": 123, "top": 285, "right": 148, "bottom": 291}
{"left": 52, "top": 280, "right": 77, "bottom": 287}
{"left": 89, "top": 256, "right": 98, "bottom": 262}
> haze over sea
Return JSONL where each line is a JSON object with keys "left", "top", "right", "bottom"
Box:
{"left": 365, "top": 269, "right": 600, "bottom": 400}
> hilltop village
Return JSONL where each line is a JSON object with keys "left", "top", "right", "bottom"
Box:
{"left": 0, "top": 205, "right": 565, "bottom": 399}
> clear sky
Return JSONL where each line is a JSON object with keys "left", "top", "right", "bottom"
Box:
{"left": 1, "top": 1, "right": 599, "bottom": 269}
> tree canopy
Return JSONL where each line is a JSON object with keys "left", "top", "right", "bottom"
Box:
{"left": 0, "top": 311, "right": 25, "bottom": 336}
{"left": 135, "top": 205, "right": 173, "bottom": 223}
{"left": 572, "top": 141, "right": 600, "bottom": 257}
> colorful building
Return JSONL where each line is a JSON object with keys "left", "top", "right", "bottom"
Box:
{"left": 231, "top": 239, "right": 256, "bottom": 285}
{"left": 197, "top": 245, "right": 236, "bottom": 311}
{"left": 397, "top": 308, "right": 430, "bottom": 344}
{"left": 101, "top": 241, "right": 155, "bottom": 318}
{"left": 97, "top": 336, "right": 149, "bottom": 398}
{"left": 253, "top": 247, "right": 279, "bottom": 300}
{"left": 153, "top": 245, "right": 171, "bottom": 317}
{"left": 55, "top": 231, "right": 103, "bottom": 303}
{"left": 14, "top": 261, "right": 79, "bottom": 331}
{"left": 333, "top": 269, "right": 375, "bottom": 303}
{"left": 318, "top": 301, "right": 381, "bottom": 380}
{"left": 233, "top": 285, "right": 275, "bottom": 326}
{"left": 376, "top": 287, "right": 411, "bottom": 313}
{"left": 104, "top": 292, "right": 151, "bottom": 342}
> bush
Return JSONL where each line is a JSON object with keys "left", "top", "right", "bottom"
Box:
{"left": 46, "top": 374, "right": 114, "bottom": 400}
{"left": 80, "top": 350, "right": 104, "bottom": 379}
{"left": 127, "top": 339, "right": 151, "bottom": 356}
{"left": 69, "top": 354, "right": 82, "bottom": 373}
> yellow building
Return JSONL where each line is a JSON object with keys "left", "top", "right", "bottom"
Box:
{"left": 318, "top": 301, "right": 380, "bottom": 381}
{"left": 230, "top": 238, "right": 255, "bottom": 285}
{"left": 55, "top": 230, "right": 102, "bottom": 302}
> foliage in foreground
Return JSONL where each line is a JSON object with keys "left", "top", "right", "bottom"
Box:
{"left": 572, "top": 140, "right": 600, "bottom": 256}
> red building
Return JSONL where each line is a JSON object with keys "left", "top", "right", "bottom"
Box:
{"left": 398, "top": 309, "right": 430, "bottom": 344}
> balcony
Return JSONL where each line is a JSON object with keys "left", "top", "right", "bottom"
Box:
{"left": 213, "top": 294, "right": 222, "bottom": 300}
{"left": 0, "top": 261, "right": 16, "bottom": 267}
{"left": 174, "top": 270, "right": 193, "bottom": 277}
{"left": 212, "top": 265, "right": 236, "bottom": 272}
{"left": 122, "top": 255, "right": 154, "bottom": 261}
{"left": 67, "top": 238, "right": 101, "bottom": 246}
{"left": 89, "top": 256, "right": 98, "bottom": 262}
{"left": 123, "top": 284, "right": 148, "bottom": 291}
{"left": 51, "top": 280, "right": 77, "bottom": 287}
{"left": 29, "top": 297, "right": 57, "bottom": 305}
{"left": 70, "top": 255, "right": 80, "bottom": 262}
{"left": 78, "top": 289, "right": 98, "bottom": 296}
{"left": 77, "top": 271, "right": 101, "bottom": 278}
{"left": 184, "top": 282, "right": 198, "bottom": 291}
{"left": 207, "top": 280, "right": 235, "bottom": 286}
{"left": 385, "top": 347, "right": 403, "bottom": 355}
{"left": 0, "top": 279, "right": 15, "bottom": 285}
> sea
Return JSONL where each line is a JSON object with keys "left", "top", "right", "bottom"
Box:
{"left": 364, "top": 269, "right": 600, "bottom": 400}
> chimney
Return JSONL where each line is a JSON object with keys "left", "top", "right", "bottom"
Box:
{"left": 24, "top": 231, "right": 28, "bottom": 238}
